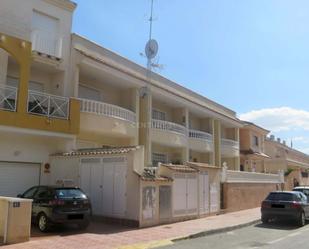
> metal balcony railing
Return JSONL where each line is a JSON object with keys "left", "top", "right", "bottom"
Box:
{"left": 28, "top": 90, "right": 69, "bottom": 119}
{"left": 189, "top": 129, "right": 213, "bottom": 142}
{"left": 0, "top": 84, "right": 17, "bottom": 112}
{"left": 152, "top": 119, "right": 187, "bottom": 136}
{"left": 79, "top": 98, "right": 136, "bottom": 123}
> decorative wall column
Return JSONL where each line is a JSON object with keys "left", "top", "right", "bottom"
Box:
{"left": 234, "top": 128, "right": 240, "bottom": 171}
{"left": 183, "top": 108, "right": 189, "bottom": 163}
{"left": 139, "top": 88, "right": 152, "bottom": 167}
{"left": 132, "top": 88, "right": 140, "bottom": 145}
{"left": 0, "top": 48, "right": 8, "bottom": 84}
{"left": 213, "top": 119, "right": 221, "bottom": 167}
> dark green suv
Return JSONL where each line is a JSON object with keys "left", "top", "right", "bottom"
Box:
{"left": 18, "top": 186, "right": 91, "bottom": 232}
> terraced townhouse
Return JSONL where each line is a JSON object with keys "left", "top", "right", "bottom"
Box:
{"left": 0, "top": 0, "right": 243, "bottom": 226}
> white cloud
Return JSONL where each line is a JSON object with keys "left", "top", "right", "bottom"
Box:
{"left": 239, "top": 107, "right": 309, "bottom": 132}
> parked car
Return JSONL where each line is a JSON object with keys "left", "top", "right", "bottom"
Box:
{"left": 261, "top": 191, "right": 309, "bottom": 227}
{"left": 293, "top": 186, "right": 309, "bottom": 198}
{"left": 18, "top": 186, "right": 91, "bottom": 232}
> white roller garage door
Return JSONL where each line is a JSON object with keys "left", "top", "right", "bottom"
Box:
{"left": 0, "top": 162, "right": 41, "bottom": 197}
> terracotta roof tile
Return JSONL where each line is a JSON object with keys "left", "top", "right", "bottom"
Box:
{"left": 52, "top": 146, "right": 139, "bottom": 157}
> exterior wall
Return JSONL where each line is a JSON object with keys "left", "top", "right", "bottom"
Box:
{"left": 0, "top": 130, "right": 75, "bottom": 185}
{"left": 79, "top": 112, "right": 137, "bottom": 141}
{"left": 239, "top": 129, "right": 250, "bottom": 151}
{"left": 222, "top": 182, "right": 278, "bottom": 212}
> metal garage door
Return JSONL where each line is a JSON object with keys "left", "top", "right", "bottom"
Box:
{"left": 0, "top": 162, "right": 41, "bottom": 197}
{"left": 199, "top": 172, "right": 210, "bottom": 215}
{"left": 80, "top": 157, "right": 127, "bottom": 217}
{"left": 173, "top": 173, "right": 198, "bottom": 217}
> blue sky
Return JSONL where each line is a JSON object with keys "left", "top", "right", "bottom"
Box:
{"left": 73, "top": 0, "right": 309, "bottom": 153}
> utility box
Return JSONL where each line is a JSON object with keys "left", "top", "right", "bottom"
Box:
{"left": 0, "top": 197, "right": 32, "bottom": 245}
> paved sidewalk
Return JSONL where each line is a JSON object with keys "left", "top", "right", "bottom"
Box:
{"left": 3, "top": 208, "right": 261, "bottom": 249}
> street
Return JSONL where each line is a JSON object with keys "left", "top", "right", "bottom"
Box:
{"left": 159, "top": 222, "right": 309, "bottom": 249}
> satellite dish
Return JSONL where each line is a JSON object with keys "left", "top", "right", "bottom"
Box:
{"left": 145, "top": 39, "right": 159, "bottom": 59}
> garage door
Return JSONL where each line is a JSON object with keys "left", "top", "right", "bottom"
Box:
{"left": 0, "top": 162, "right": 41, "bottom": 197}
{"left": 173, "top": 173, "right": 198, "bottom": 217}
{"left": 80, "top": 157, "right": 127, "bottom": 217}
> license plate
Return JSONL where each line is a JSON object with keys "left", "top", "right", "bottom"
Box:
{"left": 68, "top": 214, "right": 84, "bottom": 220}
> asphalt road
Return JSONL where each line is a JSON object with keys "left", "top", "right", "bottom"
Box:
{"left": 159, "top": 222, "right": 309, "bottom": 249}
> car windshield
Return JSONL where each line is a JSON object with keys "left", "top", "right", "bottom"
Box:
{"left": 56, "top": 189, "right": 87, "bottom": 199}
{"left": 294, "top": 189, "right": 309, "bottom": 196}
{"left": 266, "top": 193, "right": 295, "bottom": 201}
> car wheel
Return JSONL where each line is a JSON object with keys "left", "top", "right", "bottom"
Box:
{"left": 298, "top": 212, "right": 306, "bottom": 227}
{"left": 78, "top": 220, "right": 90, "bottom": 230}
{"left": 38, "top": 213, "right": 50, "bottom": 232}
{"left": 261, "top": 215, "right": 269, "bottom": 224}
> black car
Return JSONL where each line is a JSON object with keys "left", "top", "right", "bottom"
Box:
{"left": 261, "top": 191, "right": 309, "bottom": 227}
{"left": 18, "top": 186, "right": 91, "bottom": 232}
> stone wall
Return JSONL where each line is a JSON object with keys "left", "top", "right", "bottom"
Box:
{"left": 222, "top": 182, "right": 279, "bottom": 212}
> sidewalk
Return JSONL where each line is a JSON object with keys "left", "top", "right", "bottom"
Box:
{"left": 3, "top": 208, "right": 261, "bottom": 249}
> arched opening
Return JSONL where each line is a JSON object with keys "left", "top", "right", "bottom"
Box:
{"left": 0, "top": 47, "right": 20, "bottom": 112}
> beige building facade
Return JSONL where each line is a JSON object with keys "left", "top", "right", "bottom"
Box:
{"left": 0, "top": 0, "right": 244, "bottom": 226}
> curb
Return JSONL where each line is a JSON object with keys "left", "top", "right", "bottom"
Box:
{"left": 172, "top": 219, "right": 261, "bottom": 242}
{"left": 117, "top": 219, "right": 261, "bottom": 249}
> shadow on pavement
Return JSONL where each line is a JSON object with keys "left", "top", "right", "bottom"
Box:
{"left": 31, "top": 221, "right": 137, "bottom": 240}
{"left": 255, "top": 221, "right": 302, "bottom": 231}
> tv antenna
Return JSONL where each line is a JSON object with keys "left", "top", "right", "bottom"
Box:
{"left": 140, "top": 0, "right": 163, "bottom": 97}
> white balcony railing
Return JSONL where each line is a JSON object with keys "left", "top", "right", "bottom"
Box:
{"left": 31, "top": 30, "right": 62, "bottom": 58}
{"left": 28, "top": 90, "right": 69, "bottom": 119}
{"left": 0, "top": 84, "right": 17, "bottom": 112}
{"left": 189, "top": 129, "right": 213, "bottom": 141}
{"left": 152, "top": 119, "right": 187, "bottom": 136}
{"left": 221, "top": 138, "right": 239, "bottom": 149}
{"left": 79, "top": 98, "right": 136, "bottom": 123}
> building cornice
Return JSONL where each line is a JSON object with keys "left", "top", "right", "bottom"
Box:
{"left": 43, "top": 0, "right": 77, "bottom": 12}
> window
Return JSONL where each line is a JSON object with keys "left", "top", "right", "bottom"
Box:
{"left": 7, "top": 77, "right": 44, "bottom": 92}
{"left": 56, "top": 189, "right": 86, "bottom": 199}
{"left": 152, "top": 109, "right": 166, "bottom": 121}
{"left": 22, "top": 187, "right": 38, "bottom": 199}
{"left": 34, "top": 187, "right": 54, "bottom": 199}
{"left": 78, "top": 85, "right": 101, "bottom": 101}
{"left": 152, "top": 153, "right": 168, "bottom": 167}
{"left": 253, "top": 135, "right": 259, "bottom": 146}
{"left": 32, "top": 11, "right": 60, "bottom": 56}
{"left": 266, "top": 193, "right": 294, "bottom": 201}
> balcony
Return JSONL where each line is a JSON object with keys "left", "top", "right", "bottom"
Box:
{"left": 79, "top": 98, "right": 137, "bottom": 139}
{"left": 0, "top": 85, "right": 17, "bottom": 112}
{"left": 151, "top": 119, "right": 187, "bottom": 147}
{"left": 188, "top": 129, "right": 213, "bottom": 152}
{"left": 0, "top": 87, "right": 79, "bottom": 134}
{"left": 28, "top": 90, "right": 69, "bottom": 119}
{"left": 221, "top": 138, "right": 240, "bottom": 157}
